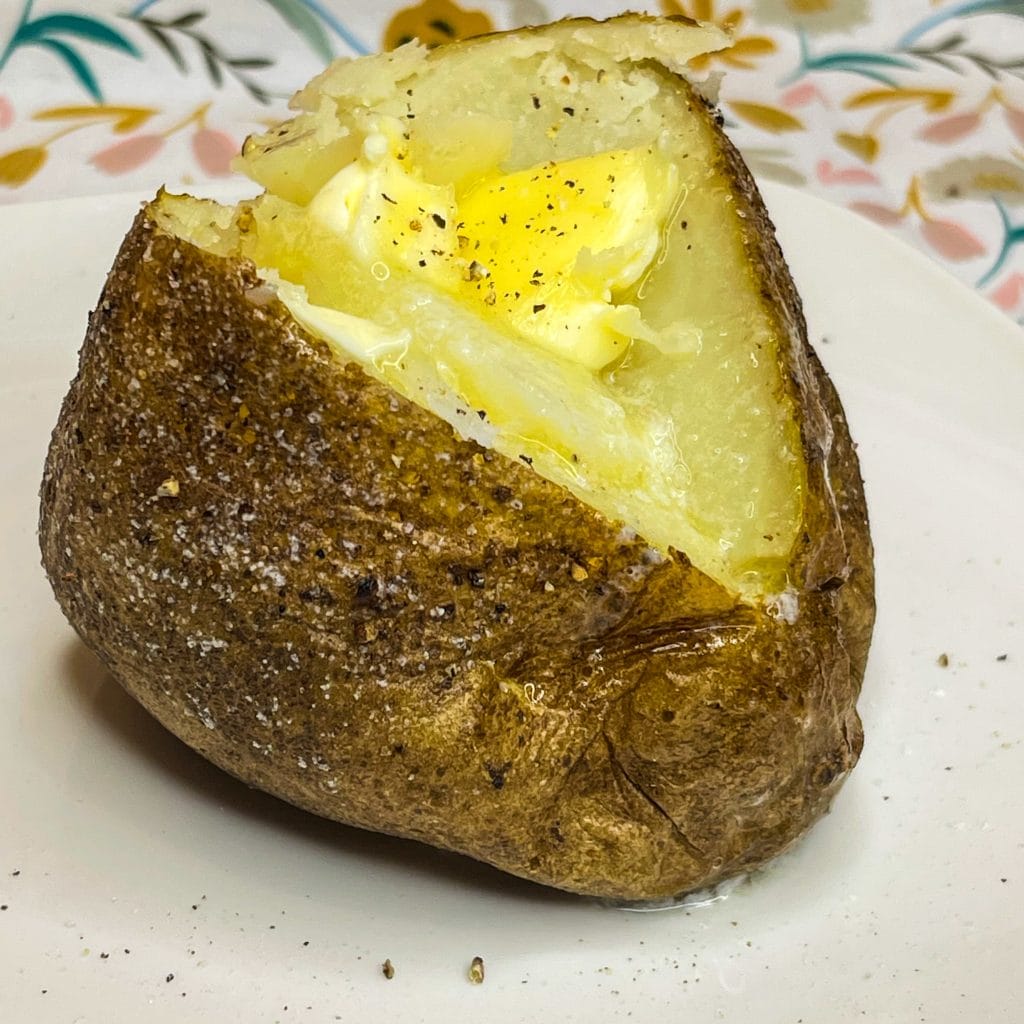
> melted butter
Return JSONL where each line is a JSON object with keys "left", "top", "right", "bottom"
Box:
{"left": 308, "top": 120, "right": 679, "bottom": 370}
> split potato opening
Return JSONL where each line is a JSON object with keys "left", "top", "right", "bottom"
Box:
{"left": 155, "top": 17, "right": 805, "bottom": 601}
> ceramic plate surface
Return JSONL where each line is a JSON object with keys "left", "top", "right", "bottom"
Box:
{"left": 2, "top": 182, "right": 1023, "bottom": 1023}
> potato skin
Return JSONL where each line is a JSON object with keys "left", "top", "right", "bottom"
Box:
{"left": 40, "top": 144, "right": 873, "bottom": 904}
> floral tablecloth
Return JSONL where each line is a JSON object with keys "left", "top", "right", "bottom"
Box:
{"left": 2, "top": 0, "right": 1023, "bottom": 323}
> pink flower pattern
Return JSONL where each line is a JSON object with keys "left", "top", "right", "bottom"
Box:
{"left": 848, "top": 201, "right": 903, "bottom": 227}
{"left": 90, "top": 133, "right": 165, "bottom": 174}
{"left": 1006, "top": 106, "right": 1024, "bottom": 147}
{"left": 192, "top": 127, "right": 236, "bottom": 176}
{"left": 920, "top": 219, "right": 987, "bottom": 262}
{"left": 918, "top": 113, "right": 983, "bottom": 145}
{"left": 991, "top": 272, "right": 1024, "bottom": 312}
{"left": 0, "top": 1, "right": 1022, "bottom": 324}
{"left": 816, "top": 159, "right": 879, "bottom": 187}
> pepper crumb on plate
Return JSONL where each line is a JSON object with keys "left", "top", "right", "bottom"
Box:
{"left": 382, "top": 958, "right": 395, "bottom": 980}
{"left": 468, "top": 956, "right": 485, "bottom": 984}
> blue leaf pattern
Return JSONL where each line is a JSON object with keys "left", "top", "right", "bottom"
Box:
{"left": 16, "top": 13, "right": 139, "bottom": 55}
{"left": 0, "top": 0, "right": 1021, "bottom": 322}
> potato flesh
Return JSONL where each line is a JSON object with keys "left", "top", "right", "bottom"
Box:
{"left": 159, "top": 22, "right": 805, "bottom": 600}
{"left": 306, "top": 138, "right": 679, "bottom": 371}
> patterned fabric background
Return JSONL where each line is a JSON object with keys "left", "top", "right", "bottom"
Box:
{"left": 2, "top": 0, "right": 1023, "bottom": 323}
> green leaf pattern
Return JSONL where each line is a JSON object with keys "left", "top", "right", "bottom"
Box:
{"left": 261, "top": 0, "right": 334, "bottom": 63}
{"left": 0, "top": 0, "right": 1021, "bottom": 323}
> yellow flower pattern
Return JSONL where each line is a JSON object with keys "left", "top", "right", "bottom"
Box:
{"left": 0, "top": 0, "right": 1021, "bottom": 322}
{"left": 384, "top": 0, "right": 493, "bottom": 50}
{"left": 659, "top": 0, "right": 776, "bottom": 70}
{"left": 754, "top": 0, "right": 869, "bottom": 34}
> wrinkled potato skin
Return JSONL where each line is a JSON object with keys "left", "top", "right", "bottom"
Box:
{"left": 40, "top": 104, "right": 873, "bottom": 903}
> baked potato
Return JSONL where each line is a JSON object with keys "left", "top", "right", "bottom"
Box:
{"left": 39, "top": 15, "right": 874, "bottom": 903}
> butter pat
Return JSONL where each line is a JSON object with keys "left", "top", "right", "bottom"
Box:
{"left": 309, "top": 122, "right": 678, "bottom": 371}
{"left": 274, "top": 278, "right": 411, "bottom": 367}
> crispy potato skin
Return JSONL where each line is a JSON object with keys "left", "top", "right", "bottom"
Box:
{"left": 40, "top": 123, "right": 873, "bottom": 904}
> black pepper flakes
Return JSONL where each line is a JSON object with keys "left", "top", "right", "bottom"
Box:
{"left": 532, "top": 304, "right": 546, "bottom": 314}
{"left": 531, "top": 94, "right": 541, "bottom": 109}
{"left": 381, "top": 193, "right": 397, "bottom": 205}
{"left": 485, "top": 761, "right": 510, "bottom": 790}
{"left": 432, "top": 213, "right": 446, "bottom": 229}
{"left": 166, "top": 973, "right": 175, "bottom": 983}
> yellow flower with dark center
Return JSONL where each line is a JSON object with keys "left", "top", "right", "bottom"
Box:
{"left": 923, "top": 157, "right": 1024, "bottom": 206}
{"left": 384, "top": 0, "right": 493, "bottom": 51}
{"left": 659, "top": 0, "right": 776, "bottom": 70}
{"left": 754, "top": 0, "right": 869, "bottom": 34}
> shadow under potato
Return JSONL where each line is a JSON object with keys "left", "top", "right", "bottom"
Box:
{"left": 60, "top": 636, "right": 578, "bottom": 908}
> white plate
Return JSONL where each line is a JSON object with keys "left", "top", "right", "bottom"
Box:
{"left": 2, "top": 183, "right": 1023, "bottom": 1023}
